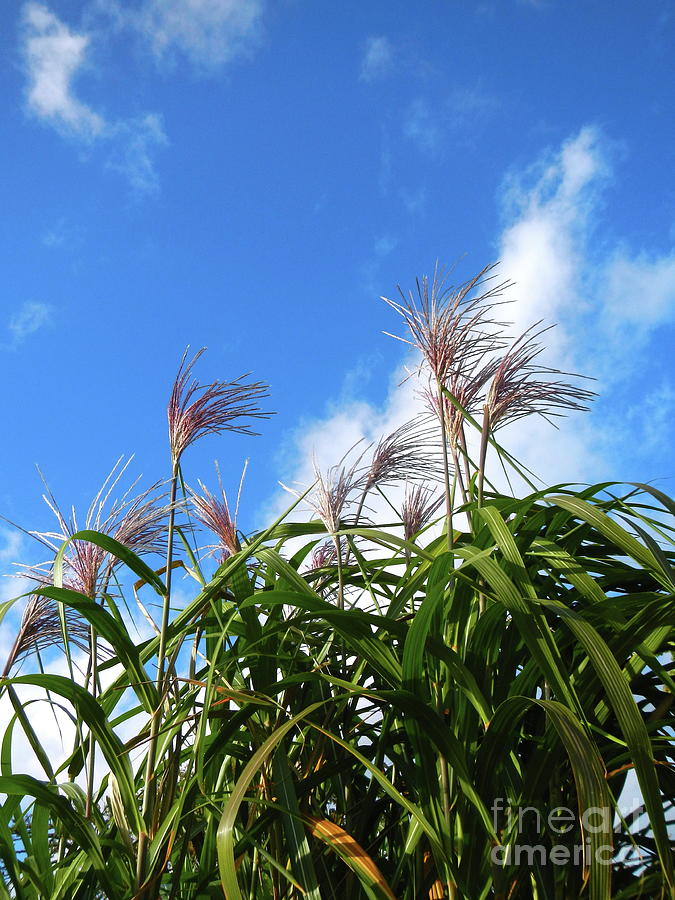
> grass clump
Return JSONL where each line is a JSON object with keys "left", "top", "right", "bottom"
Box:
{"left": 0, "top": 264, "right": 673, "bottom": 900}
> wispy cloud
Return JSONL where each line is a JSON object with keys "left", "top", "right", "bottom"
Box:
{"left": 107, "top": 113, "right": 168, "bottom": 195}
{"left": 359, "top": 35, "right": 393, "bottom": 82}
{"left": 628, "top": 383, "right": 675, "bottom": 455}
{"left": 19, "top": 2, "right": 166, "bottom": 193}
{"left": 42, "top": 216, "right": 87, "bottom": 250}
{"left": 374, "top": 235, "right": 397, "bottom": 257}
{"left": 21, "top": 2, "right": 104, "bottom": 139}
{"left": 136, "top": 0, "right": 264, "bottom": 69}
{"left": 403, "top": 85, "right": 499, "bottom": 155}
{"left": 360, "top": 234, "right": 399, "bottom": 299}
{"left": 601, "top": 250, "right": 675, "bottom": 347}
{"left": 42, "top": 217, "right": 70, "bottom": 249}
{"left": 0, "top": 529, "right": 24, "bottom": 565}
{"left": 8, "top": 301, "right": 53, "bottom": 345}
{"left": 448, "top": 84, "right": 499, "bottom": 131}
{"left": 403, "top": 98, "right": 440, "bottom": 153}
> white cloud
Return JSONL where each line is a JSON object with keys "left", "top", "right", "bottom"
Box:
{"left": 359, "top": 36, "right": 393, "bottom": 83}
{"left": 402, "top": 86, "right": 497, "bottom": 155}
{"left": 498, "top": 126, "right": 607, "bottom": 344}
{"left": 8, "top": 301, "right": 53, "bottom": 344}
{"left": 265, "top": 126, "right": 675, "bottom": 526}
{"left": 403, "top": 98, "right": 440, "bottom": 153}
{"left": 602, "top": 250, "right": 675, "bottom": 343}
{"left": 19, "top": 3, "right": 166, "bottom": 193}
{"left": 137, "top": 0, "right": 263, "bottom": 68}
{"left": 21, "top": 2, "right": 105, "bottom": 139}
{"left": 0, "top": 530, "right": 23, "bottom": 565}
{"left": 0, "top": 647, "right": 139, "bottom": 781}
{"left": 107, "top": 113, "right": 168, "bottom": 194}
{"left": 498, "top": 126, "right": 675, "bottom": 379}
{"left": 626, "top": 383, "right": 675, "bottom": 456}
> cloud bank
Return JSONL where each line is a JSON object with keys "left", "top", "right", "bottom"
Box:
{"left": 264, "top": 126, "right": 675, "bottom": 525}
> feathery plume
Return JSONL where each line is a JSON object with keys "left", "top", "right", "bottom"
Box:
{"left": 308, "top": 540, "right": 340, "bottom": 570}
{"left": 423, "top": 347, "right": 502, "bottom": 445}
{"left": 304, "top": 539, "right": 347, "bottom": 602}
{"left": 400, "top": 483, "right": 444, "bottom": 543}
{"left": 168, "top": 348, "right": 273, "bottom": 466}
{"left": 189, "top": 461, "right": 246, "bottom": 562}
{"left": 307, "top": 453, "right": 364, "bottom": 536}
{"left": 361, "top": 418, "right": 441, "bottom": 492}
{"left": 18, "top": 458, "right": 170, "bottom": 599}
{"left": 383, "top": 262, "right": 511, "bottom": 552}
{"left": 1, "top": 587, "right": 92, "bottom": 677}
{"left": 484, "top": 323, "right": 596, "bottom": 430}
{"left": 382, "top": 263, "right": 510, "bottom": 385}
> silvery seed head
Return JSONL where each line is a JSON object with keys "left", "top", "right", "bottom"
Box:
{"left": 168, "top": 347, "right": 273, "bottom": 466}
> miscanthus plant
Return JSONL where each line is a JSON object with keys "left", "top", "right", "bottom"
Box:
{"left": 0, "top": 265, "right": 674, "bottom": 900}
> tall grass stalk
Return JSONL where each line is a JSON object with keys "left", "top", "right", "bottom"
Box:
{"left": 136, "top": 463, "right": 179, "bottom": 891}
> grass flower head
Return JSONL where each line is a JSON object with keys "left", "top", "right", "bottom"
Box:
{"left": 168, "top": 347, "right": 273, "bottom": 467}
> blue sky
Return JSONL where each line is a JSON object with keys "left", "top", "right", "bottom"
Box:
{"left": 1, "top": 0, "right": 674, "bottom": 590}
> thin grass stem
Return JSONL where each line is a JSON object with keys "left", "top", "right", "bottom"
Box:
{"left": 137, "top": 462, "right": 179, "bottom": 891}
